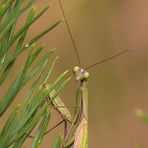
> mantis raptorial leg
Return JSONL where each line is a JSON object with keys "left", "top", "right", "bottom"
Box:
{"left": 45, "top": 84, "right": 74, "bottom": 139}
{"left": 45, "top": 84, "right": 73, "bottom": 124}
{"left": 27, "top": 84, "right": 74, "bottom": 139}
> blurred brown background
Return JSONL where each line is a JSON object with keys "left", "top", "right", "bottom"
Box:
{"left": 1, "top": 0, "right": 148, "bottom": 147}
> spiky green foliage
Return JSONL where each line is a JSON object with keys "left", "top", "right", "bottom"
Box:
{"left": 135, "top": 108, "right": 148, "bottom": 125}
{"left": 0, "top": 0, "right": 63, "bottom": 115}
{"left": 0, "top": 0, "right": 71, "bottom": 147}
{"left": 135, "top": 109, "right": 148, "bottom": 147}
{"left": 52, "top": 135, "right": 63, "bottom": 148}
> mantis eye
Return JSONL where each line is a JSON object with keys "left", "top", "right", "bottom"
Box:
{"left": 83, "top": 72, "right": 89, "bottom": 80}
{"left": 73, "top": 66, "right": 79, "bottom": 73}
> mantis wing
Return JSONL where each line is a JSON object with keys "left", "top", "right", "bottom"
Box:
{"left": 74, "top": 119, "right": 88, "bottom": 148}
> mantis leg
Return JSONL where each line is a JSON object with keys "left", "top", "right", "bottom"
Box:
{"left": 61, "top": 87, "right": 83, "bottom": 147}
{"left": 61, "top": 112, "right": 79, "bottom": 148}
{"left": 74, "top": 87, "right": 82, "bottom": 123}
{"left": 73, "top": 80, "right": 88, "bottom": 148}
{"left": 27, "top": 119, "right": 65, "bottom": 139}
{"left": 64, "top": 120, "right": 68, "bottom": 139}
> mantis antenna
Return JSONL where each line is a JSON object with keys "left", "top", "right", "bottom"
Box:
{"left": 85, "top": 49, "right": 129, "bottom": 70}
{"left": 58, "top": 0, "right": 81, "bottom": 65}
{"left": 58, "top": 0, "right": 129, "bottom": 70}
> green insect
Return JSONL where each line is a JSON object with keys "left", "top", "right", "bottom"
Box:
{"left": 56, "top": 1, "right": 129, "bottom": 148}
{"left": 28, "top": 1, "right": 128, "bottom": 147}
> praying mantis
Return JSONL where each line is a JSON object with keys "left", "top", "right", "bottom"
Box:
{"left": 49, "top": 0, "right": 128, "bottom": 147}
{"left": 55, "top": 1, "right": 128, "bottom": 147}
{"left": 27, "top": 1, "right": 128, "bottom": 147}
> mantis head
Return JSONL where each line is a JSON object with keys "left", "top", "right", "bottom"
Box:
{"left": 73, "top": 66, "right": 89, "bottom": 81}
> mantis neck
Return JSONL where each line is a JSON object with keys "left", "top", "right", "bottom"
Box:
{"left": 81, "top": 80, "right": 88, "bottom": 122}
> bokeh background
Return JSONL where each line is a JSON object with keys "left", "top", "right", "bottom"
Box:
{"left": 1, "top": 0, "right": 148, "bottom": 147}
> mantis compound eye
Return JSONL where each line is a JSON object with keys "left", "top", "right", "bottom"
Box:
{"left": 73, "top": 66, "right": 79, "bottom": 73}
{"left": 83, "top": 71, "right": 89, "bottom": 80}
